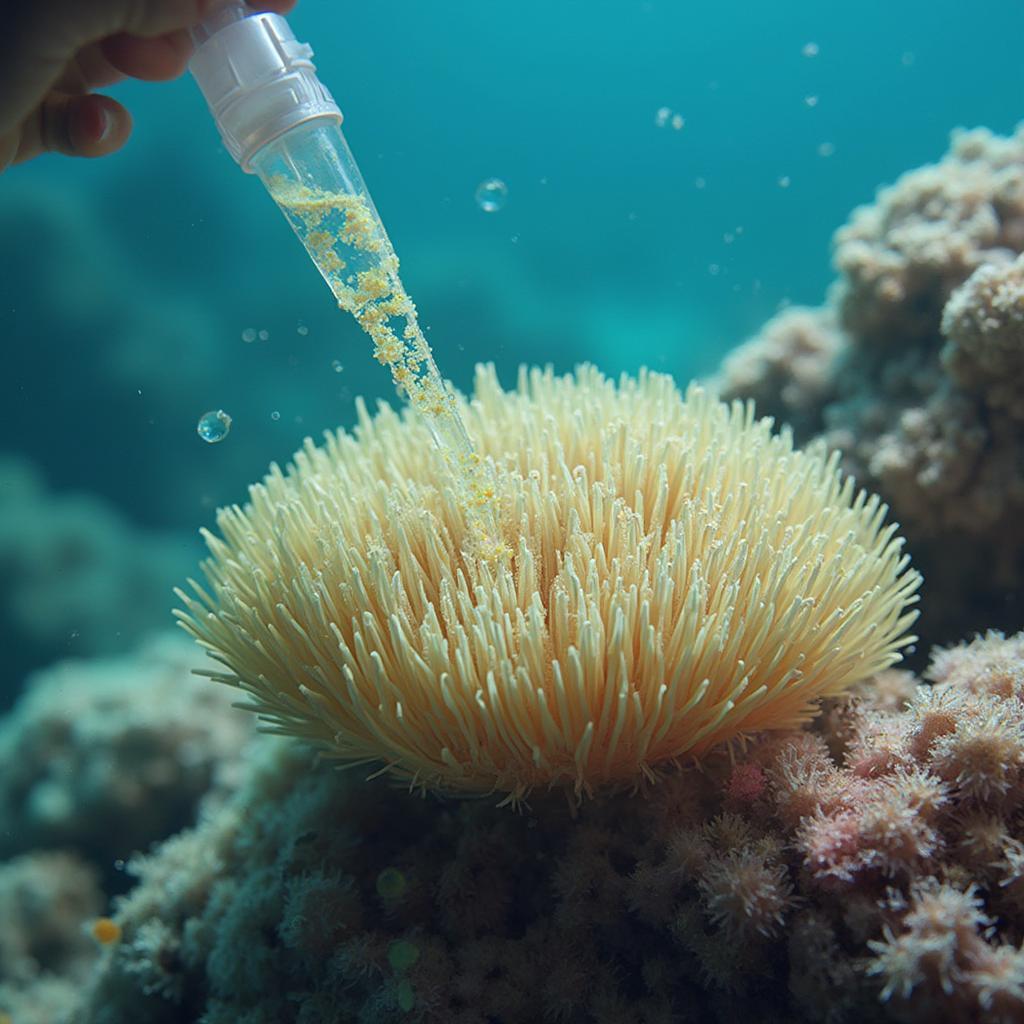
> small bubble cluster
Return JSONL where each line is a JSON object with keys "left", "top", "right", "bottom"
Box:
{"left": 655, "top": 106, "right": 685, "bottom": 130}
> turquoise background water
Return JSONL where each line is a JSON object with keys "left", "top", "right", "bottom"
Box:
{"left": 2, "top": 0, "right": 1023, "bottom": 687}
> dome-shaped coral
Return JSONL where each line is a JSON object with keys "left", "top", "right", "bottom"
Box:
{"left": 177, "top": 365, "right": 920, "bottom": 802}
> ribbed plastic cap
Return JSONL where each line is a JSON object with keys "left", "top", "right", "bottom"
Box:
{"left": 189, "top": 4, "right": 342, "bottom": 171}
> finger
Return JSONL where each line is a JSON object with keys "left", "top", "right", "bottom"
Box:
{"left": 1, "top": 0, "right": 297, "bottom": 143}
{"left": 97, "top": 4, "right": 300, "bottom": 85}
{"left": 15, "top": 92, "right": 132, "bottom": 164}
{"left": 101, "top": 28, "right": 193, "bottom": 81}
{"left": 0, "top": 1, "right": 203, "bottom": 136}
{"left": 54, "top": 42, "right": 125, "bottom": 94}
{"left": 117, "top": 0, "right": 299, "bottom": 38}
{"left": 106, "top": 0, "right": 212, "bottom": 39}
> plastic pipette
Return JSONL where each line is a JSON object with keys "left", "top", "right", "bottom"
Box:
{"left": 188, "top": 3, "right": 504, "bottom": 558}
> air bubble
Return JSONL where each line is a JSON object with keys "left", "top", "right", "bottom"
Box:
{"left": 332, "top": 360, "right": 344, "bottom": 373}
{"left": 475, "top": 178, "right": 508, "bottom": 213}
{"left": 197, "top": 409, "right": 232, "bottom": 443}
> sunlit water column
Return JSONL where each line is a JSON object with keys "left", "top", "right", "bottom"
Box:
{"left": 190, "top": 3, "right": 505, "bottom": 560}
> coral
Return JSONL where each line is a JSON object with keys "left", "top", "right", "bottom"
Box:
{"left": 0, "top": 633, "right": 252, "bottom": 875}
{"left": 714, "top": 307, "right": 844, "bottom": 436}
{"left": 0, "top": 456, "right": 197, "bottom": 683}
{"left": 833, "top": 126, "right": 1024, "bottom": 347}
{"left": 867, "top": 881, "right": 1024, "bottom": 1020}
{"left": 941, "top": 253, "right": 1024, "bottom": 419}
{"left": 0, "top": 852, "right": 103, "bottom": 1024}
{"left": 177, "top": 364, "right": 919, "bottom": 801}
{"left": 61, "top": 628, "right": 1024, "bottom": 1024}
{"left": 713, "top": 125, "right": 1024, "bottom": 651}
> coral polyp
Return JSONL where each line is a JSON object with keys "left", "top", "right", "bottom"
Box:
{"left": 177, "top": 365, "right": 920, "bottom": 801}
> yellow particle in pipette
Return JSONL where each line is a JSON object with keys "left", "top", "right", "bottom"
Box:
{"left": 269, "top": 179, "right": 506, "bottom": 561}
{"left": 307, "top": 229, "right": 333, "bottom": 251}
{"left": 373, "top": 338, "right": 404, "bottom": 365}
{"left": 356, "top": 268, "right": 390, "bottom": 301}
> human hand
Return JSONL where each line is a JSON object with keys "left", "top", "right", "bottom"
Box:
{"left": 1, "top": 0, "right": 297, "bottom": 172}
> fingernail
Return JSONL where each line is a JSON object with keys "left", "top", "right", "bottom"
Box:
{"left": 97, "top": 107, "right": 113, "bottom": 143}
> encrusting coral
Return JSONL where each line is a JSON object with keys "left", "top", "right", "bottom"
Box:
{"left": 177, "top": 364, "right": 919, "bottom": 802}
{"left": 0, "top": 852, "right": 104, "bottom": 1024}
{"left": 0, "top": 633, "right": 252, "bottom": 877}
{"left": 713, "top": 307, "right": 844, "bottom": 439}
{"left": 0, "top": 456, "right": 196, "bottom": 685}
{"left": 63, "top": 629, "right": 1024, "bottom": 1024}
{"left": 717, "top": 124, "right": 1024, "bottom": 650}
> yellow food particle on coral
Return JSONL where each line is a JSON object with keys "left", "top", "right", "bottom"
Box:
{"left": 91, "top": 917, "right": 122, "bottom": 945}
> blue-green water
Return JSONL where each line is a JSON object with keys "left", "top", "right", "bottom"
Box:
{"left": 2, "top": 0, "right": 1023, "bottom": 691}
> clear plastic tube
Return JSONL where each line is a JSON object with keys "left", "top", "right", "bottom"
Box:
{"left": 250, "top": 122, "right": 505, "bottom": 559}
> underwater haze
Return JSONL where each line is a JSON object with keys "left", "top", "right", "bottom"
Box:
{"left": 2, "top": 0, "right": 1024, "bottom": 692}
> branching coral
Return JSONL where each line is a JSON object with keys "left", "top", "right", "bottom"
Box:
{"left": 715, "top": 124, "right": 1024, "bottom": 650}
{"left": 833, "top": 127, "right": 1024, "bottom": 347}
{"left": 178, "top": 364, "right": 919, "bottom": 801}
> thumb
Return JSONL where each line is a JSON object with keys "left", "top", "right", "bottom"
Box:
{"left": 11, "top": 92, "right": 133, "bottom": 166}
